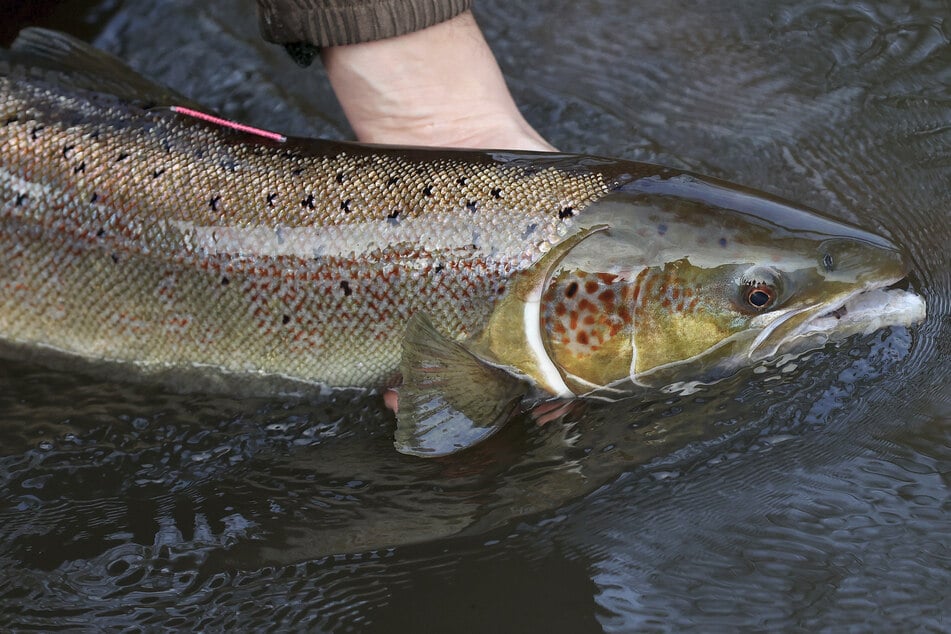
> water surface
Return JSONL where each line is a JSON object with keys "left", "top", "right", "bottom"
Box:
{"left": 1, "top": 0, "right": 949, "bottom": 630}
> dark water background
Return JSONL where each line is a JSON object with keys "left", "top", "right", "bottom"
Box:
{"left": 2, "top": 0, "right": 949, "bottom": 630}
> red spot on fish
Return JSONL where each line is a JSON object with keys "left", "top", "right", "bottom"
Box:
{"left": 569, "top": 311, "right": 579, "bottom": 330}
{"left": 618, "top": 305, "right": 631, "bottom": 323}
{"left": 671, "top": 287, "right": 680, "bottom": 300}
{"left": 553, "top": 322, "right": 567, "bottom": 335}
{"left": 578, "top": 298, "right": 596, "bottom": 313}
{"left": 597, "top": 273, "right": 617, "bottom": 284}
{"left": 577, "top": 331, "right": 589, "bottom": 345}
{"left": 598, "top": 289, "right": 616, "bottom": 306}
{"left": 585, "top": 280, "right": 599, "bottom": 294}
{"left": 662, "top": 298, "right": 671, "bottom": 308}
{"left": 583, "top": 314, "right": 596, "bottom": 325}
{"left": 555, "top": 303, "right": 567, "bottom": 316}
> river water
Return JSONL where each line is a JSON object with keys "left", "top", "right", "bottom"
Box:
{"left": 2, "top": 0, "right": 949, "bottom": 630}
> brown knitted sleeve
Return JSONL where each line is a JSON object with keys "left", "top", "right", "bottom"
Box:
{"left": 257, "top": 0, "right": 473, "bottom": 48}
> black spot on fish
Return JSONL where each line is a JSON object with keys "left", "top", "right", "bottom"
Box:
{"left": 73, "top": 161, "right": 86, "bottom": 174}
{"left": 387, "top": 210, "right": 401, "bottom": 223}
{"left": 31, "top": 125, "right": 44, "bottom": 140}
{"left": 559, "top": 206, "right": 574, "bottom": 219}
{"left": 386, "top": 176, "right": 399, "bottom": 187}
{"left": 96, "top": 228, "right": 105, "bottom": 238}
{"left": 491, "top": 187, "right": 502, "bottom": 199}
{"left": 221, "top": 276, "right": 230, "bottom": 286}
{"left": 336, "top": 172, "right": 346, "bottom": 184}
{"left": 497, "top": 285, "right": 507, "bottom": 295}
{"left": 152, "top": 167, "right": 165, "bottom": 178}
{"left": 90, "top": 192, "right": 98, "bottom": 203}
{"left": 266, "top": 193, "right": 277, "bottom": 207}
{"left": 340, "top": 198, "right": 351, "bottom": 213}
{"left": 423, "top": 185, "right": 434, "bottom": 197}
{"left": 434, "top": 264, "right": 444, "bottom": 274}
{"left": 657, "top": 223, "right": 668, "bottom": 235}
{"left": 718, "top": 238, "right": 728, "bottom": 248}
{"left": 210, "top": 195, "right": 221, "bottom": 211}
{"left": 219, "top": 158, "right": 237, "bottom": 173}
{"left": 194, "top": 149, "right": 204, "bottom": 159}
{"left": 521, "top": 222, "right": 538, "bottom": 240}
{"left": 457, "top": 177, "right": 468, "bottom": 187}
{"left": 282, "top": 314, "right": 291, "bottom": 325}
{"left": 566, "top": 282, "right": 579, "bottom": 298}
{"left": 3, "top": 115, "right": 18, "bottom": 126}
{"left": 110, "top": 253, "right": 119, "bottom": 264}
{"left": 466, "top": 200, "right": 478, "bottom": 213}
{"left": 116, "top": 151, "right": 129, "bottom": 162}
{"left": 415, "top": 167, "right": 426, "bottom": 176}
{"left": 62, "top": 144, "right": 75, "bottom": 158}
{"left": 14, "top": 193, "right": 27, "bottom": 207}
{"left": 162, "top": 140, "right": 172, "bottom": 152}
{"left": 340, "top": 280, "right": 352, "bottom": 296}
{"left": 301, "top": 194, "right": 315, "bottom": 209}
{"left": 291, "top": 167, "right": 304, "bottom": 177}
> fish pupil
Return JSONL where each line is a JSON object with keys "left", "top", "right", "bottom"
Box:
{"left": 747, "top": 287, "right": 773, "bottom": 308}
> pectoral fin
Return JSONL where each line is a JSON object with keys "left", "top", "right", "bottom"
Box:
{"left": 395, "top": 313, "right": 530, "bottom": 457}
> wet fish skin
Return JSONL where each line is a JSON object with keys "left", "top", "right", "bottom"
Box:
{"left": 0, "top": 29, "right": 656, "bottom": 387}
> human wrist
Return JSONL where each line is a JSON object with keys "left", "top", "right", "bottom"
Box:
{"left": 321, "top": 11, "right": 554, "bottom": 151}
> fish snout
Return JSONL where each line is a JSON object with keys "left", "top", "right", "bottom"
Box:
{"left": 817, "top": 237, "right": 908, "bottom": 285}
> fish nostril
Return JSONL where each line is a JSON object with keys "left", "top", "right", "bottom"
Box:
{"left": 822, "top": 253, "right": 835, "bottom": 272}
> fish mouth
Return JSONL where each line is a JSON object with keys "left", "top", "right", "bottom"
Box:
{"left": 752, "top": 281, "right": 927, "bottom": 360}
{"left": 794, "top": 283, "right": 926, "bottom": 339}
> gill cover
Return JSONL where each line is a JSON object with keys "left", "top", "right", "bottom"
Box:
{"left": 395, "top": 226, "right": 607, "bottom": 457}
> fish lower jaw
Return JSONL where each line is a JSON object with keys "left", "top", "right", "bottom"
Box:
{"left": 799, "top": 286, "right": 926, "bottom": 339}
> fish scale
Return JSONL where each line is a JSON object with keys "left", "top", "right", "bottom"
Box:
{"left": 0, "top": 68, "right": 639, "bottom": 387}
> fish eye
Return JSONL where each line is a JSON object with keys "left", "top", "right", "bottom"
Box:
{"left": 736, "top": 266, "right": 783, "bottom": 312}
{"left": 746, "top": 284, "right": 776, "bottom": 310}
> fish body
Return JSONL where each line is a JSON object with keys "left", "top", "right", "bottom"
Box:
{"left": 0, "top": 30, "right": 926, "bottom": 456}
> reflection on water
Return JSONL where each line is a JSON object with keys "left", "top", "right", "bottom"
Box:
{"left": 1, "top": 0, "right": 949, "bottom": 630}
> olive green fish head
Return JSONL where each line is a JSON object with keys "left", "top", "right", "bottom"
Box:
{"left": 396, "top": 174, "right": 924, "bottom": 458}
{"left": 488, "top": 175, "right": 924, "bottom": 395}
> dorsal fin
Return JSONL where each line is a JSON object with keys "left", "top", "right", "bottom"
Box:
{"left": 3, "top": 27, "right": 204, "bottom": 110}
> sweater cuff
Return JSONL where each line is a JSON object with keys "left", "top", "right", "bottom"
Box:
{"left": 257, "top": 0, "right": 473, "bottom": 49}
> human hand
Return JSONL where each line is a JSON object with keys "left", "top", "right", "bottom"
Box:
{"left": 321, "top": 11, "right": 555, "bottom": 152}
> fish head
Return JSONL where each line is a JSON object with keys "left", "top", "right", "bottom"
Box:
{"left": 396, "top": 171, "right": 925, "bottom": 458}
{"left": 531, "top": 175, "right": 925, "bottom": 393}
